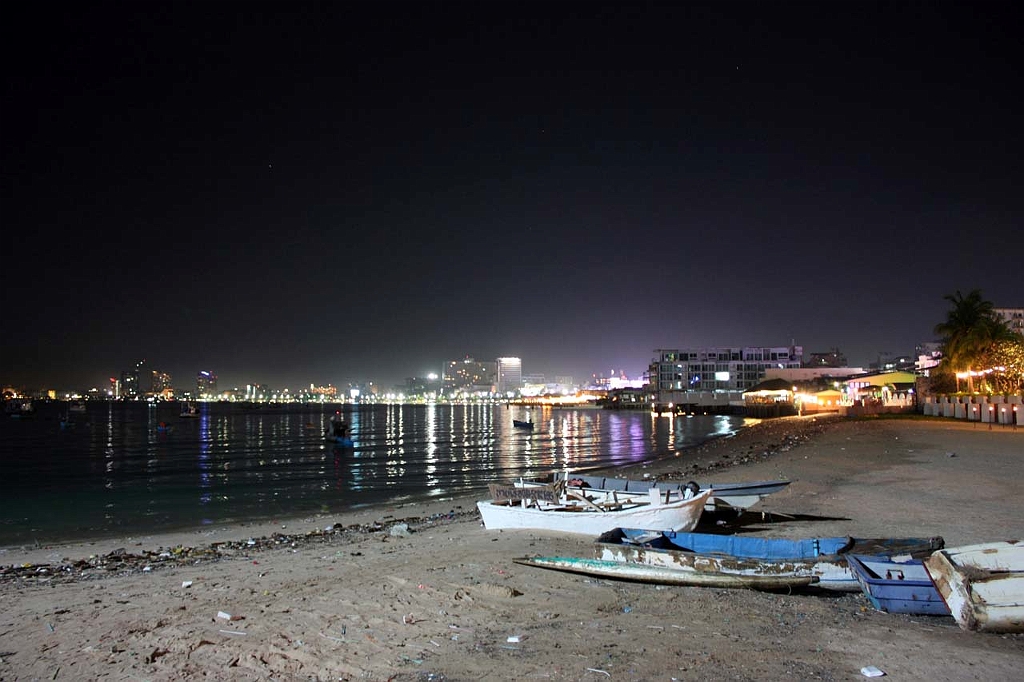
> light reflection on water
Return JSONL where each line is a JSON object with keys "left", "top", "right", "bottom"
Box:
{"left": 0, "top": 401, "right": 747, "bottom": 545}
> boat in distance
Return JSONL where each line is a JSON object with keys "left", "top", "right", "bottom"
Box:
{"left": 512, "top": 419, "right": 534, "bottom": 428}
{"left": 513, "top": 556, "right": 819, "bottom": 590}
{"left": 477, "top": 486, "right": 712, "bottom": 536}
{"left": 845, "top": 554, "right": 950, "bottom": 616}
{"left": 594, "top": 528, "right": 945, "bottom": 592}
{"left": 924, "top": 540, "right": 1024, "bottom": 633}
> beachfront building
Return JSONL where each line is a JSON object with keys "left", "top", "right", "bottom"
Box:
{"left": 994, "top": 307, "right": 1024, "bottom": 337}
{"left": 648, "top": 345, "right": 803, "bottom": 413}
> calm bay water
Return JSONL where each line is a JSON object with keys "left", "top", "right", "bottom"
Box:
{"left": 0, "top": 401, "right": 746, "bottom": 546}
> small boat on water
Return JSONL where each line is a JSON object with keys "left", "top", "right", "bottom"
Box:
{"left": 845, "top": 554, "right": 950, "bottom": 616}
{"left": 594, "top": 528, "right": 945, "bottom": 592}
{"left": 513, "top": 556, "right": 819, "bottom": 590}
{"left": 68, "top": 399, "right": 87, "bottom": 413}
{"left": 5, "top": 398, "right": 35, "bottom": 418}
{"left": 477, "top": 485, "right": 712, "bottom": 536}
{"left": 179, "top": 402, "right": 200, "bottom": 418}
{"left": 546, "top": 472, "right": 791, "bottom": 511}
{"left": 924, "top": 540, "right": 1024, "bottom": 633}
{"left": 512, "top": 419, "right": 534, "bottom": 429}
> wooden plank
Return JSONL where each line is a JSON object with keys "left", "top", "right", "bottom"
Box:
{"left": 489, "top": 483, "right": 559, "bottom": 504}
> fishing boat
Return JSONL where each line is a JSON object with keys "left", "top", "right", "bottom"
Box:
{"left": 5, "top": 398, "right": 35, "bottom": 418}
{"left": 476, "top": 485, "right": 712, "bottom": 536}
{"left": 593, "top": 528, "right": 945, "bottom": 592}
{"left": 179, "top": 402, "right": 200, "bottom": 418}
{"left": 512, "top": 419, "right": 534, "bottom": 428}
{"left": 845, "top": 554, "right": 950, "bottom": 616}
{"left": 924, "top": 541, "right": 1024, "bottom": 633}
{"left": 547, "top": 472, "right": 791, "bottom": 511}
{"left": 513, "top": 556, "right": 819, "bottom": 590}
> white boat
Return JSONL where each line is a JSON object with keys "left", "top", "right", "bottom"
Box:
{"left": 547, "top": 472, "right": 791, "bottom": 511}
{"left": 924, "top": 541, "right": 1024, "bottom": 633}
{"left": 476, "top": 485, "right": 712, "bottom": 536}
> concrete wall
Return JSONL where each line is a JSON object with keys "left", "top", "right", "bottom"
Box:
{"left": 922, "top": 395, "right": 1023, "bottom": 426}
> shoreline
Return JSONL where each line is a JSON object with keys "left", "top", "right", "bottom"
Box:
{"left": 0, "top": 414, "right": 838, "bottom": 572}
{"left": 2, "top": 415, "right": 1021, "bottom": 681}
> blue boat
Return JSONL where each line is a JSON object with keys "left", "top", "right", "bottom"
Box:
{"left": 845, "top": 554, "right": 951, "bottom": 616}
{"left": 595, "top": 528, "right": 945, "bottom": 592}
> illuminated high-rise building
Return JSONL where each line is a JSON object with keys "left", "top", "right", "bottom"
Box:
{"left": 197, "top": 370, "right": 218, "bottom": 399}
{"left": 443, "top": 357, "right": 496, "bottom": 395}
{"left": 495, "top": 357, "right": 522, "bottom": 396}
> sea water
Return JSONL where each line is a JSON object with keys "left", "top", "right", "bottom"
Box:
{"left": 0, "top": 401, "right": 746, "bottom": 546}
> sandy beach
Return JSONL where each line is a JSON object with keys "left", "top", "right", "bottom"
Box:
{"left": 1, "top": 415, "right": 1021, "bottom": 681}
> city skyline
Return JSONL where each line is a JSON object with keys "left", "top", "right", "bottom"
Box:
{"left": 3, "top": 3, "right": 1021, "bottom": 392}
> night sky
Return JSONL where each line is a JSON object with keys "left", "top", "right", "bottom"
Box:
{"left": 3, "top": 2, "right": 1022, "bottom": 392}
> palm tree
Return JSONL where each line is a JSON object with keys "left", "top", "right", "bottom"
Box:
{"left": 934, "top": 289, "right": 1014, "bottom": 392}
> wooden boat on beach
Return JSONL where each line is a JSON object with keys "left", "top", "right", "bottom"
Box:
{"left": 477, "top": 486, "right": 712, "bottom": 536}
{"left": 845, "top": 554, "right": 950, "bottom": 616}
{"left": 924, "top": 541, "right": 1024, "bottom": 633}
{"left": 594, "top": 528, "right": 945, "bottom": 592}
{"left": 546, "top": 472, "right": 791, "bottom": 511}
{"left": 513, "top": 556, "right": 819, "bottom": 590}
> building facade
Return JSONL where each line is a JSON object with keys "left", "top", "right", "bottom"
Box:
{"left": 443, "top": 357, "right": 496, "bottom": 395}
{"left": 495, "top": 357, "right": 523, "bottom": 396}
{"left": 196, "top": 370, "right": 218, "bottom": 399}
{"left": 649, "top": 345, "right": 804, "bottom": 393}
{"left": 994, "top": 307, "right": 1024, "bottom": 336}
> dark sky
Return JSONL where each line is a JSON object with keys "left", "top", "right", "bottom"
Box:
{"left": 3, "top": 1, "right": 1022, "bottom": 391}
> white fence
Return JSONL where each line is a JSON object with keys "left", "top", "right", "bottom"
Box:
{"left": 922, "top": 395, "right": 1023, "bottom": 426}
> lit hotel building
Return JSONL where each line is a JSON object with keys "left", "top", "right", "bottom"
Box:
{"left": 197, "top": 370, "right": 218, "bottom": 399}
{"left": 496, "top": 357, "right": 523, "bottom": 396}
{"left": 649, "top": 345, "right": 804, "bottom": 410}
{"left": 443, "top": 357, "right": 496, "bottom": 396}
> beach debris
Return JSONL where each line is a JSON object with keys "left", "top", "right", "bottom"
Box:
{"left": 182, "top": 580, "right": 193, "bottom": 588}
{"left": 586, "top": 668, "right": 611, "bottom": 677}
{"left": 217, "top": 611, "right": 244, "bottom": 621}
{"left": 861, "top": 665, "right": 885, "bottom": 677}
{"left": 389, "top": 523, "right": 412, "bottom": 537}
{"left": 0, "top": 511, "right": 478, "bottom": 586}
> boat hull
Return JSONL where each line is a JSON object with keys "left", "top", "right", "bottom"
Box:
{"left": 594, "top": 528, "right": 945, "bottom": 592}
{"left": 552, "top": 473, "right": 790, "bottom": 510}
{"left": 513, "top": 556, "right": 818, "bottom": 590}
{"left": 924, "top": 541, "right": 1024, "bottom": 633}
{"left": 845, "top": 554, "right": 950, "bottom": 616}
{"left": 477, "top": 489, "right": 712, "bottom": 536}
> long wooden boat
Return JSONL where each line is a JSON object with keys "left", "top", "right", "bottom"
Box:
{"left": 550, "top": 472, "right": 790, "bottom": 511}
{"left": 477, "top": 488, "right": 712, "bottom": 536}
{"left": 594, "top": 528, "right": 945, "bottom": 592}
{"left": 924, "top": 541, "right": 1024, "bottom": 633}
{"left": 512, "top": 419, "right": 534, "bottom": 428}
{"left": 513, "top": 556, "right": 819, "bottom": 590}
{"left": 845, "top": 554, "right": 950, "bottom": 616}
